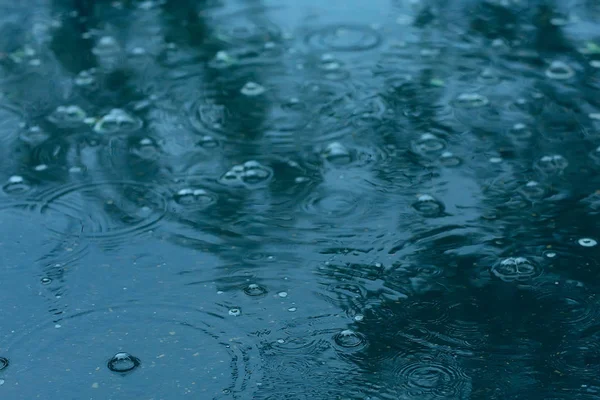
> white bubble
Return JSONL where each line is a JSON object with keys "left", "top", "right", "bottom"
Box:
{"left": 354, "top": 314, "right": 364, "bottom": 322}
{"left": 578, "top": 238, "right": 597, "bottom": 247}
{"left": 240, "top": 82, "right": 266, "bottom": 96}
{"left": 278, "top": 291, "right": 288, "bottom": 298}
{"left": 545, "top": 60, "right": 574, "bottom": 80}
{"left": 228, "top": 308, "right": 241, "bottom": 316}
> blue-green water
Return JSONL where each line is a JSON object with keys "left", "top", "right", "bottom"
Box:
{"left": 0, "top": 0, "right": 600, "bottom": 398}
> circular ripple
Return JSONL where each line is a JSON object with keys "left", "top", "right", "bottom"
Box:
{"left": 305, "top": 24, "right": 382, "bottom": 51}
{"left": 391, "top": 353, "right": 471, "bottom": 398}
{"left": 549, "top": 337, "right": 600, "bottom": 382}
{"left": 302, "top": 189, "right": 362, "bottom": 219}
{"left": 1, "top": 304, "right": 258, "bottom": 398}
{"left": 36, "top": 181, "right": 167, "bottom": 239}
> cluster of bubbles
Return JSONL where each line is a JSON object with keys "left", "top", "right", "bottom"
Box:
{"left": 219, "top": 160, "right": 273, "bottom": 188}
{"left": 490, "top": 257, "right": 541, "bottom": 283}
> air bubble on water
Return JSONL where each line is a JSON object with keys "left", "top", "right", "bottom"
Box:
{"left": 92, "top": 36, "right": 120, "bottom": 56}
{"left": 209, "top": 50, "right": 237, "bottom": 69}
{"left": 288, "top": 307, "right": 297, "bottom": 312}
{"left": 454, "top": 93, "right": 489, "bottom": 108}
{"left": 107, "top": 352, "right": 141, "bottom": 373}
{"left": 240, "top": 82, "right": 266, "bottom": 96}
{"left": 34, "top": 164, "right": 48, "bottom": 172}
{"left": 20, "top": 125, "right": 50, "bottom": 146}
{"left": 354, "top": 314, "right": 364, "bottom": 322}
{"left": 578, "top": 238, "right": 597, "bottom": 247}
{"left": 41, "top": 277, "right": 52, "bottom": 285}
{"left": 278, "top": 291, "right": 288, "bottom": 298}
{"left": 440, "top": 151, "right": 461, "bottom": 167}
{"left": 414, "top": 133, "right": 445, "bottom": 154}
{"left": 333, "top": 329, "right": 366, "bottom": 348}
{"left": 0, "top": 357, "right": 8, "bottom": 371}
{"left": 544, "top": 251, "right": 557, "bottom": 258}
{"left": 277, "top": 339, "right": 285, "bottom": 344}
{"left": 413, "top": 194, "right": 444, "bottom": 217}
{"left": 322, "top": 142, "right": 352, "bottom": 164}
{"left": 536, "top": 154, "right": 568, "bottom": 174}
{"left": 509, "top": 122, "right": 533, "bottom": 139}
{"left": 545, "top": 61, "right": 574, "bottom": 80}
{"left": 490, "top": 257, "right": 540, "bottom": 282}
{"left": 3, "top": 175, "right": 30, "bottom": 195}
{"left": 75, "top": 68, "right": 97, "bottom": 87}
{"left": 197, "top": 135, "right": 219, "bottom": 148}
{"left": 489, "top": 157, "right": 503, "bottom": 163}
{"left": 244, "top": 283, "right": 267, "bottom": 297}
{"left": 94, "top": 109, "right": 141, "bottom": 133}
{"left": 228, "top": 308, "right": 242, "bottom": 316}
{"left": 48, "top": 105, "right": 87, "bottom": 126}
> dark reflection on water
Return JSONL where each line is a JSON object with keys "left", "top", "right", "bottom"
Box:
{"left": 0, "top": 0, "right": 600, "bottom": 398}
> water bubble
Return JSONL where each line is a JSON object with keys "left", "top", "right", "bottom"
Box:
{"left": 131, "top": 137, "right": 160, "bottom": 161}
{"left": 278, "top": 291, "right": 288, "bottom": 298}
{"left": 92, "top": 36, "right": 121, "bottom": 56}
{"left": 453, "top": 93, "right": 489, "bottom": 108}
{"left": 208, "top": 50, "right": 237, "bottom": 69}
{"left": 288, "top": 307, "right": 297, "bottom": 312}
{"left": 41, "top": 277, "right": 52, "bottom": 285}
{"left": 412, "top": 194, "right": 445, "bottom": 217}
{"left": 47, "top": 105, "right": 87, "bottom": 127}
{"left": 240, "top": 82, "right": 266, "bottom": 96}
{"left": 413, "top": 133, "right": 446, "bottom": 154}
{"left": 94, "top": 109, "right": 142, "bottom": 134}
{"left": 173, "top": 188, "right": 216, "bottom": 209}
{"left": 490, "top": 257, "right": 541, "bottom": 283}
{"left": 322, "top": 142, "right": 352, "bottom": 164}
{"left": 545, "top": 61, "right": 574, "bottom": 80}
{"left": 508, "top": 123, "right": 533, "bottom": 139}
{"left": 305, "top": 24, "right": 382, "bottom": 51}
{"left": 107, "top": 352, "right": 140, "bottom": 373}
{"left": 3, "top": 176, "right": 31, "bottom": 195}
{"left": 578, "top": 238, "right": 597, "bottom": 247}
{"left": 244, "top": 283, "right": 267, "bottom": 297}
{"left": 20, "top": 126, "right": 50, "bottom": 146}
{"left": 354, "top": 314, "right": 364, "bottom": 322}
{"left": 197, "top": 135, "right": 219, "bottom": 148}
{"left": 518, "top": 181, "right": 546, "bottom": 200}
{"left": 439, "top": 151, "right": 461, "bottom": 167}
{"left": 74, "top": 68, "right": 97, "bottom": 87}
{"left": 0, "top": 357, "right": 8, "bottom": 371}
{"left": 333, "top": 329, "right": 366, "bottom": 348}
{"left": 228, "top": 308, "right": 242, "bottom": 316}
{"left": 535, "top": 154, "right": 568, "bottom": 175}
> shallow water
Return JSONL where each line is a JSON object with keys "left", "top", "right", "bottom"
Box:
{"left": 0, "top": 0, "right": 600, "bottom": 398}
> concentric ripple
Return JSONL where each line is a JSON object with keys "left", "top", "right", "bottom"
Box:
{"left": 305, "top": 24, "right": 382, "bottom": 51}
{"left": 390, "top": 353, "right": 471, "bottom": 398}
{"left": 1, "top": 303, "right": 259, "bottom": 398}
{"left": 36, "top": 181, "right": 168, "bottom": 239}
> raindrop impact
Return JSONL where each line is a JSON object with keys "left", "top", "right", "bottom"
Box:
{"left": 333, "top": 329, "right": 366, "bottom": 349}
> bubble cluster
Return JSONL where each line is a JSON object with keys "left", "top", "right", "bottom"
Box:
{"left": 535, "top": 154, "right": 568, "bottom": 175}
{"left": 107, "top": 352, "right": 140, "bottom": 373}
{"left": 490, "top": 257, "right": 541, "bottom": 283}
{"left": 219, "top": 160, "right": 273, "bottom": 188}
{"left": 94, "top": 109, "right": 142, "bottom": 134}
{"left": 173, "top": 188, "right": 216, "bottom": 210}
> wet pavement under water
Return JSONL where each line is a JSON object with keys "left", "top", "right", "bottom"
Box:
{"left": 0, "top": 0, "right": 600, "bottom": 398}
